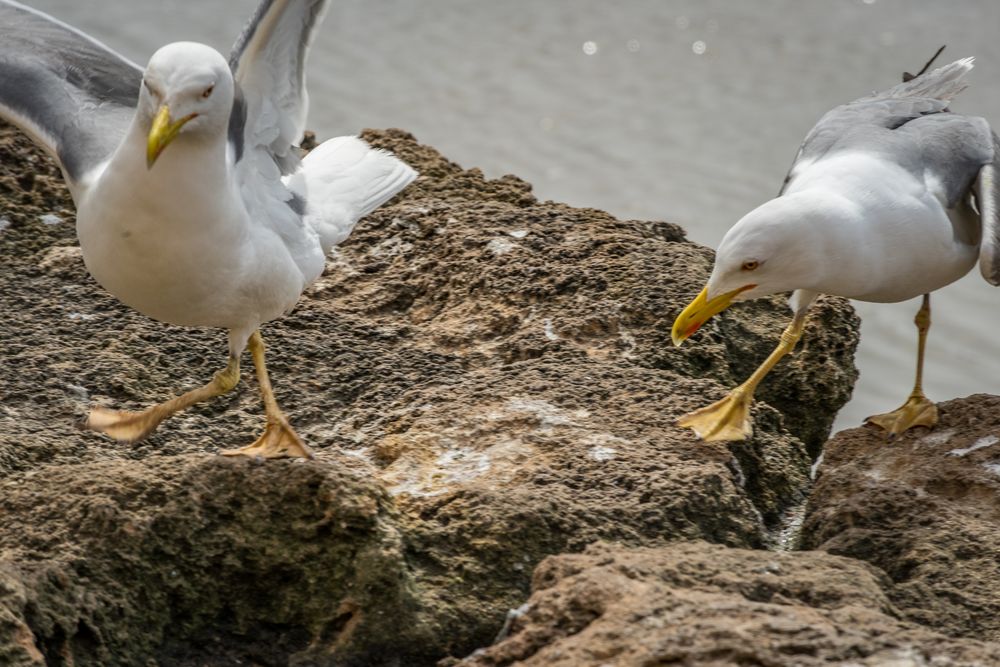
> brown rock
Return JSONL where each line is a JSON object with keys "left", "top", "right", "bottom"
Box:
{"left": 0, "top": 456, "right": 424, "bottom": 666}
{"left": 0, "top": 120, "right": 858, "bottom": 665}
{"left": 802, "top": 394, "right": 1000, "bottom": 642}
{"left": 0, "top": 569, "right": 45, "bottom": 667}
{"left": 458, "top": 541, "right": 1000, "bottom": 667}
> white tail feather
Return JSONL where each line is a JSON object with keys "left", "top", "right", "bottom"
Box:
{"left": 887, "top": 57, "right": 974, "bottom": 102}
{"left": 285, "top": 136, "right": 418, "bottom": 252}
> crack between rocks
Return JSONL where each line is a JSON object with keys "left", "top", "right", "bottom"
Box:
{"left": 763, "top": 492, "right": 809, "bottom": 552}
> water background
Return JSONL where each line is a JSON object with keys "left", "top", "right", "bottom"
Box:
{"left": 31, "top": 0, "right": 1000, "bottom": 433}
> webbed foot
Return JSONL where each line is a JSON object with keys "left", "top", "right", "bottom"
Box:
{"left": 86, "top": 406, "right": 165, "bottom": 442}
{"left": 221, "top": 420, "right": 315, "bottom": 459}
{"left": 677, "top": 389, "right": 754, "bottom": 442}
{"left": 865, "top": 392, "right": 938, "bottom": 440}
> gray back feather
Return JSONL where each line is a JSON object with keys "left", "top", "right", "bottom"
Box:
{"left": 227, "top": 85, "right": 248, "bottom": 164}
{"left": 779, "top": 58, "right": 981, "bottom": 198}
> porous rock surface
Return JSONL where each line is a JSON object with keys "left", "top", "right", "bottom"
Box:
{"left": 457, "top": 541, "right": 1000, "bottom": 667}
{"left": 0, "top": 119, "right": 859, "bottom": 666}
{"left": 803, "top": 394, "right": 1000, "bottom": 643}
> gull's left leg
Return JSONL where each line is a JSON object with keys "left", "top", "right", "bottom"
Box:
{"left": 221, "top": 331, "right": 314, "bottom": 460}
{"left": 87, "top": 355, "right": 241, "bottom": 442}
{"left": 677, "top": 307, "right": 810, "bottom": 442}
{"left": 865, "top": 293, "right": 938, "bottom": 439}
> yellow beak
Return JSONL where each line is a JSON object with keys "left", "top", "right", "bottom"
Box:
{"left": 671, "top": 284, "right": 755, "bottom": 346}
{"left": 146, "top": 105, "right": 196, "bottom": 169}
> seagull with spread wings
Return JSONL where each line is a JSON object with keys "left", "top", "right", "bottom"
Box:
{"left": 0, "top": 0, "right": 417, "bottom": 459}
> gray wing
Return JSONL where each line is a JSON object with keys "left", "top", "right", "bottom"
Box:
{"left": 229, "top": 0, "right": 329, "bottom": 174}
{"left": 976, "top": 132, "right": 1000, "bottom": 285}
{"left": 894, "top": 113, "right": 993, "bottom": 210}
{"left": 0, "top": 0, "right": 141, "bottom": 184}
{"left": 777, "top": 97, "right": 949, "bottom": 195}
{"left": 778, "top": 58, "right": 999, "bottom": 284}
{"left": 779, "top": 58, "right": 974, "bottom": 196}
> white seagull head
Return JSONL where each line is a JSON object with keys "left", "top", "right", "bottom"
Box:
{"left": 672, "top": 193, "right": 828, "bottom": 345}
{"left": 709, "top": 195, "right": 825, "bottom": 302}
{"left": 140, "top": 42, "right": 234, "bottom": 168}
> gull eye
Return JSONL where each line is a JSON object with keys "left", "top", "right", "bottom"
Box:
{"left": 202, "top": 85, "right": 215, "bottom": 98}
{"left": 741, "top": 260, "right": 760, "bottom": 271}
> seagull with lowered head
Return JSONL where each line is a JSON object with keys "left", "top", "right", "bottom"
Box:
{"left": 671, "top": 57, "right": 999, "bottom": 443}
{"left": 0, "top": 0, "right": 417, "bottom": 458}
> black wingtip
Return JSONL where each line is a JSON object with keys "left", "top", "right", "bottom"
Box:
{"left": 903, "top": 45, "right": 947, "bottom": 82}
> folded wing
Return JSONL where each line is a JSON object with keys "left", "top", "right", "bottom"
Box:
{"left": 977, "top": 133, "right": 1000, "bottom": 285}
{"left": 778, "top": 58, "right": 974, "bottom": 196}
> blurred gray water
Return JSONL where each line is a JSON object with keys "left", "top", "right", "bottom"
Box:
{"left": 30, "top": 0, "right": 1000, "bottom": 433}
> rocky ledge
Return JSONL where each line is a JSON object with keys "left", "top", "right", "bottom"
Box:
{"left": 1, "top": 120, "right": 996, "bottom": 666}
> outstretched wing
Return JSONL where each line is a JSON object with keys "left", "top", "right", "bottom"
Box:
{"left": 229, "top": 0, "right": 329, "bottom": 174}
{"left": 0, "top": 0, "right": 141, "bottom": 185}
{"left": 779, "top": 58, "right": 973, "bottom": 196}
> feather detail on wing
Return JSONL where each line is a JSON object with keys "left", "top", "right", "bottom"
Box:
{"left": 0, "top": 0, "right": 141, "bottom": 185}
{"left": 284, "top": 136, "right": 418, "bottom": 252}
{"left": 227, "top": 0, "right": 330, "bottom": 272}
{"left": 229, "top": 0, "right": 328, "bottom": 174}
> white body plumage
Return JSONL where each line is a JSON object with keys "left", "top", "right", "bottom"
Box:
{"left": 71, "top": 41, "right": 415, "bottom": 349}
{"left": 718, "top": 151, "right": 980, "bottom": 305}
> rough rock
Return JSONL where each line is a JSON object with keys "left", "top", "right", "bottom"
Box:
{"left": 0, "top": 119, "right": 858, "bottom": 665}
{"left": 457, "top": 541, "right": 1000, "bottom": 667}
{"left": 802, "top": 394, "right": 1000, "bottom": 643}
{"left": 0, "top": 457, "right": 417, "bottom": 667}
